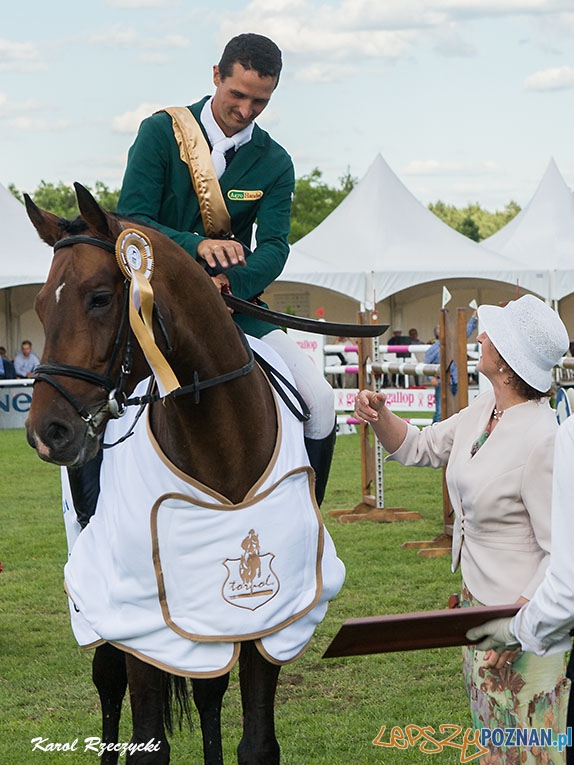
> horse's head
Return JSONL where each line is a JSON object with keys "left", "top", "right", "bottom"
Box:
{"left": 25, "top": 183, "right": 151, "bottom": 466}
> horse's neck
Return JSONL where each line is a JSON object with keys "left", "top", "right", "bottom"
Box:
{"left": 149, "top": 355, "right": 278, "bottom": 504}
{"left": 142, "top": 259, "right": 278, "bottom": 501}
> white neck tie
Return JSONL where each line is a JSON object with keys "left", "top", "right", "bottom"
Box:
{"left": 200, "top": 97, "right": 254, "bottom": 179}
{"left": 211, "top": 136, "right": 236, "bottom": 179}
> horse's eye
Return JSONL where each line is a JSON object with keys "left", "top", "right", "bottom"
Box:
{"left": 88, "top": 291, "right": 113, "bottom": 310}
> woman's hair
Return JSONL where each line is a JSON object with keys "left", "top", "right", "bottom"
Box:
{"left": 497, "top": 350, "right": 548, "bottom": 400}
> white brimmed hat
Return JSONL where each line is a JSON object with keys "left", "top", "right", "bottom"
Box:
{"left": 478, "top": 294, "right": 569, "bottom": 392}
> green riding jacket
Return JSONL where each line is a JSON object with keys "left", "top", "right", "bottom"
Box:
{"left": 117, "top": 96, "right": 295, "bottom": 338}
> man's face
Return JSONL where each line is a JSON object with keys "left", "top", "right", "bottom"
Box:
{"left": 211, "top": 63, "right": 277, "bottom": 137}
{"left": 22, "top": 343, "right": 31, "bottom": 357}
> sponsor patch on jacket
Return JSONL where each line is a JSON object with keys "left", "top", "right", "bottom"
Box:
{"left": 227, "top": 189, "right": 264, "bottom": 201}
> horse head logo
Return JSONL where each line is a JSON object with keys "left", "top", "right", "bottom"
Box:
{"left": 222, "top": 529, "right": 279, "bottom": 610}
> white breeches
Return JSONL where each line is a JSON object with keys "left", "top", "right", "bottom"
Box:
{"left": 261, "top": 329, "right": 335, "bottom": 439}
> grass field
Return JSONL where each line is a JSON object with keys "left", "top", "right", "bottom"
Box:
{"left": 0, "top": 427, "right": 476, "bottom": 764}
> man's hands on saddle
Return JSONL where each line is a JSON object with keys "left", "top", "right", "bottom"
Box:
{"left": 197, "top": 239, "right": 246, "bottom": 311}
{"left": 197, "top": 238, "right": 246, "bottom": 270}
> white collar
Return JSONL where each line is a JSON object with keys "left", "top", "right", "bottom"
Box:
{"left": 200, "top": 96, "right": 254, "bottom": 152}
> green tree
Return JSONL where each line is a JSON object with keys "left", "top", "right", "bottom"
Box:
{"left": 289, "top": 168, "right": 356, "bottom": 244}
{"left": 456, "top": 215, "right": 481, "bottom": 242}
{"left": 429, "top": 199, "right": 521, "bottom": 241}
{"left": 9, "top": 181, "right": 120, "bottom": 219}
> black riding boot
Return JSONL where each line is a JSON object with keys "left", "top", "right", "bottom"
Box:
{"left": 67, "top": 450, "right": 103, "bottom": 529}
{"left": 304, "top": 421, "right": 337, "bottom": 507}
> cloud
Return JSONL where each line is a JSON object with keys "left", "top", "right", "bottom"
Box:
{"left": 0, "top": 39, "right": 45, "bottom": 72}
{"left": 4, "top": 117, "right": 70, "bottom": 131}
{"left": 524, "top": 65, "right": 574, "bottom": 91}
{"left": 112, "top": 103, "right": 163, "bottom": 133}
{"left": 89, "top": 25, "right": 188, "bottom": 51}
{"left": 106, "top": 0, "right": 171, "bottom": 7}
{"left": 294, "top": 62, "right": 360, "bottom": 83}
{"left": 218, "top": 0, "right": 574, "bottom": 77}
{"left": 403, "top": 159, "right": 499, "bottom": 176}
{"left": 0, "top": 93, "right": 40, "bottom": 118}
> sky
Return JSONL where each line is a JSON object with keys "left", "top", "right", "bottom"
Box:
{"left": 2, "top": 0, "right": 574, "bottom": 211}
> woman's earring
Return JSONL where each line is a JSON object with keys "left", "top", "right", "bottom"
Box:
{"left": 499, "top": 367, "right": 504, "bottom": 373}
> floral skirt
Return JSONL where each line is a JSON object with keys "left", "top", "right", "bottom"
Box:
{"left": 462, "top": 585, "right": 570, "bottom": 764}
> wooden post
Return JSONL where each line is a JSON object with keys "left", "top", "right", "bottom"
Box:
{"left": 328, "top": 310, "right": 422, "bottom": 524}
{"left": 403, "top": 308, "right": 469, "bottom": 557}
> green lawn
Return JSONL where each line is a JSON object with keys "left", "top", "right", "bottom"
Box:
{"left": 0, "top": 428, "right": 474, "bottom": 764}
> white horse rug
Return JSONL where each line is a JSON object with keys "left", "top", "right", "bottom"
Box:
{"left": 62, "top": 336, "right": 345, "bottom": 677}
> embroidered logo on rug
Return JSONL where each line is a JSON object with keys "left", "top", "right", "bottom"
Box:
{"left": 227, "top": 189, "right": 264, "bottom": 201}
{"left": 222, "top": 529, "right": 279, "bottom": 610}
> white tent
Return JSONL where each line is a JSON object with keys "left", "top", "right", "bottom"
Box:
{"left": 0, "top": 182, "right": 51, "bottom": 355}
{"left": 482, "top": 159, "right": 574, "bottom": 303}
{"left": 278, "top": 154, "right": 547, "bottom": 308}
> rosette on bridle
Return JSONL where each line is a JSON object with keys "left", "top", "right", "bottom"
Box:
{"left": 115, "top": 228, "right": 180, "bottom": 398}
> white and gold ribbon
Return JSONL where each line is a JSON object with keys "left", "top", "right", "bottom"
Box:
{"left": 116, "top": 228, "right": 180, "bottom": 397}
{"left": 158, "top": 106, "right": 232, "bottom": 238}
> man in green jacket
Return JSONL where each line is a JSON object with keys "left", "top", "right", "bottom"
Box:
{"left": 69, "top": 34, "right": 335, "bottom": 526}
{"left": 117, "top": 34, "right": 295, "bottom": 342}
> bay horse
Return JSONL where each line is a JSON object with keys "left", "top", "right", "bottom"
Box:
{"left": 24, "top": 184, "right": 343, "bottom": 764}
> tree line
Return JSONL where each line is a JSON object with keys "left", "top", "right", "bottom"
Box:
{"left": 9, "top": 172, "right": 520, "bottom": 244}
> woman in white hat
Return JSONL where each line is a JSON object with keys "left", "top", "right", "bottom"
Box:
{"left": 354, "top": 294, "right": 570, "bottom": 762}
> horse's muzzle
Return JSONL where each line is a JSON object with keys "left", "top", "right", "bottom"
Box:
{"left": 26, "top": 412, "right": 102, "bottom": 467}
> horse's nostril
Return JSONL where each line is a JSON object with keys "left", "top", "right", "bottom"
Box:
{"left": 45, "top": 420, "right": 74, "bottom": 450}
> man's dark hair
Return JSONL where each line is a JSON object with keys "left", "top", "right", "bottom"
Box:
{"left": 218, "top": 33, "right": 282, "bottom": 84}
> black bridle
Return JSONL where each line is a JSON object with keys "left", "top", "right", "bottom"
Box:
{"left": 33, "top": 233, "right": 258, "bottom": 443}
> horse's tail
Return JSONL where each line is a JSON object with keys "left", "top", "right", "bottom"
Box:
{"left": 164, "top": 674, "right": 193, "bottom": 735}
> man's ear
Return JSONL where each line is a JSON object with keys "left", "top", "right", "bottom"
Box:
{"left": 213, "top": 65, "right": 221, "bottom": 87}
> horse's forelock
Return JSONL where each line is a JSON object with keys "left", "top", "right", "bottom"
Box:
{"left": 58, "top": 216, "right": 90, "bottom": 236}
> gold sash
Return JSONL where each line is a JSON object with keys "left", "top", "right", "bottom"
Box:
{"left": 159, "top": 106, "right": 232, "bottom": 239}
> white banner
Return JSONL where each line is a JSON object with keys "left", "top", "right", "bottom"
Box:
{"left": 333, "top": 388, "right": 436, "bottom": 413}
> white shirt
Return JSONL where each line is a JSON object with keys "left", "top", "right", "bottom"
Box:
{"left": 200, "top": 97, "right": 254, "bottom": 179}
{"left": 513, "top": 413, "right": 574, "bottom": 655}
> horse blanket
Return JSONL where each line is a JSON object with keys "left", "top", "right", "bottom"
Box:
{"left": 62, "top": 336, "right": 346, "bottom": 676}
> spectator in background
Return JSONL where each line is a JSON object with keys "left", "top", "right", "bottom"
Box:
{"left": 0, "top": 346, "right": 16, "bottom": 380}
{"left": 14, "top": 340, "right": 40, "bottom": 379}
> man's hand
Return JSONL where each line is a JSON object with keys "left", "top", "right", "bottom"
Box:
{"left": 197, "top": 238, "right": 246, "bottom": 269}
{"left": 466, "top": 617, "right": 519, "bottom": 652}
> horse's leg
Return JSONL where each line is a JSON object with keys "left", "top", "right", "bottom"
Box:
{"left": 192, "top": 674, "right": 229, "bottom": 765}
{"left": 125, "top": 655, "right": 170, "bottom": 764}
{"left": 92, "top": 643, "right": 128, "bottom": 765}
{"left": 237, "top": 642, "right": 280, "bottom": 765}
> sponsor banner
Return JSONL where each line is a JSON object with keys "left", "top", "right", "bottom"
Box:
{"left": 0, "top": 381, "right": 34, "bottom": 428}
{"left": 334, "top": 388, "right": 435, "bottom": 413}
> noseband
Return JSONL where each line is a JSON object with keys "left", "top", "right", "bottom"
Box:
{"left": 34, "top": 233, "right": 256, "bottom": 443}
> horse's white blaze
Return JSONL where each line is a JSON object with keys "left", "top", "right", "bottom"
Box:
{"left": 55, "top": 282, "right": 66, "bottom": 303}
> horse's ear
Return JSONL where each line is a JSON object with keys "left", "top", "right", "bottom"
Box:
{"left": 74, "top": 182, "right": 121, "bottom": 240}
{"left": 24, "top": 193, "right": 63, "bottom": 247}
